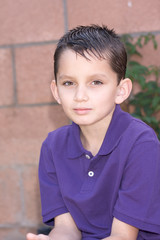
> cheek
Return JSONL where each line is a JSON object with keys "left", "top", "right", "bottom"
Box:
{"left": 59, "top": 92, "right": 72, "bottom": 102}
{"left": 97, "top": 88, "right": 116, "bottom": 101}
{"left": 58, "top": 93, "right": 72, "bottom": 107}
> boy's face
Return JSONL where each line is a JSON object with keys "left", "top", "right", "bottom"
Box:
{"left": 52, "top": 49, "right": 124, "bottom": 128}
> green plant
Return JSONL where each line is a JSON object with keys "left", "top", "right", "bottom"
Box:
{"left": 121, "top": 33, "right": 160, "bottom": 139}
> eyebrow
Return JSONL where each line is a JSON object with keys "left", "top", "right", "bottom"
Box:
{"left": 58, "top": 75, "right": 75, "bottom": 81}
{"left": 89, "top": 73, "right": 107, "bottom": 79}
{"left": 59, "top": 73, "right": 107, "bottom": 80}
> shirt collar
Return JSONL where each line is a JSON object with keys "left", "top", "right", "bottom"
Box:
{"left": 67, "top": 121, "right": 85, "bottom": 159}
{"left": 67, "top": 105, "right": 132, "bottom": 159}
{"left": 99, "top": 104, "right": 132, "bottom": 155}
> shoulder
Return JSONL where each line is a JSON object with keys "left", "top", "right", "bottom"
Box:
{"left": 42, "top": 124, "right": 72, "bottom": 150}
{"left": 127, "top": 116, "right": 159, "bottom": 144}
{"left": 116, "top": 112, "right": 160, "bottom": 157}
{"left": 112, "top": 106, "right": 159, "bottom": 148}
{"left": 121, "top": 116, "right": 160, "bottom": 168}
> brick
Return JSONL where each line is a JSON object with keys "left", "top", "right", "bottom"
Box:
{"left": 67, "top": 0, "right": 125, "bottom": 32}
{"left": 124, "top": 0, "right": 160, "bottom": 33}
{"left": 0, "top": 105, "right": 69, "bottom": 166}
{"left": 0, "top": 168, "right": 21, "bottom": 224}
{"left": 0, "top": 0, "right": 64, "bottom": 45}
{"left": 0, "top": 48, "right": 14, "bottom": 106}
{"left": 15, "top": 44, "right": 56, "bottom": 104}
{"left": 22, "top": 166, "right": 41, "bottom": 225}
{"left": 67, "top": 0, "right": 160, "bottom": 34}
{"left": 20, "top": 227, "right": 38, "bottom": 238}
{"left": 0, "top": 227, "right": 36, "bottom": 240}
{"left": 0, "top": 229, "right": 24, "bottom": 240}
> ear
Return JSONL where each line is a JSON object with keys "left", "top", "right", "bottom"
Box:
{"left": 115, "top": 78, "right": 132, "bottom": 104}
{"left": 50, "top": 80, "right": 61, "bottom": 104}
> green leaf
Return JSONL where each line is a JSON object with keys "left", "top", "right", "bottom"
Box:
{"left": 122, "top": 32, "right": 160, "bottom": 139}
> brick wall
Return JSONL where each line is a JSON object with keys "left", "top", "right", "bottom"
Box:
{"left": 0, "top": 1, "right": 160, "bottom": 239}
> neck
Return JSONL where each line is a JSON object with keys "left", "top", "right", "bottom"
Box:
{"left": 80, "top": 113, "right": 113, "bottom": 156}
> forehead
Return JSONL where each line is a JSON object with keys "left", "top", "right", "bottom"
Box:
{"left": 59, "top": 48, "right": 109, "bottom": 62}
{"left": 57, "top": 49, "right": 114, "bottom": 77}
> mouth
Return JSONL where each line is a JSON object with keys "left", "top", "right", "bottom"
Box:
{"left": 73, "top": 108, "right": 92, "bottom": 115}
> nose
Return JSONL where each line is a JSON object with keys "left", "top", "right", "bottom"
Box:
{"left": 74, "top": 85, "right": 89, "bottom": 102}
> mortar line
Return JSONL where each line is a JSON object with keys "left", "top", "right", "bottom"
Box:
{"left": 16, "top": 102, "right": 58, "bottom": 108}
{"left": 0, "top": 223, "right": 40, "bottom": 228}
{"left": 127, "top": 30, "right": 160, "bottom": 38}
{"left": 0, "top": 164, "right": 38, "bottom": 170}
{"left": 63, "top": 0, "right": 69, "bottom": 32}
{"left": 11, "top": 47, "right": 18, "bottom": 106}
{"left": 18, "top": 167, "right": 25, "bottom": 224}
{"left": 0, "top": 101, "right": 58, "bottom": 109}
{"left": 0, "top": 31, "right": 160, "bottom": 50}
{"left": 0, "top": 39, "right": 58, "bottom": 49}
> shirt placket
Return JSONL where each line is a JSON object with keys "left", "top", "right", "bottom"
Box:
{"left": 80, "top": 153, "right": 99, "bottom": 193}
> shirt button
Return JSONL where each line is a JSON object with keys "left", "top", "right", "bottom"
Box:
{"left": 88, "top": 171, "right": 94, "bottom": 177}
{"left": 85, "top": 154, "right": 91, "bottom": 159}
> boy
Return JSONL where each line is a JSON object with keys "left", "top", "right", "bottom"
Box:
{"left": 27, "top": 25, "right": 160, "bottom": 240}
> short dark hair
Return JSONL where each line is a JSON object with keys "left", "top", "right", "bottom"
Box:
{"left": 54, "top": 24, "right": 127, "bottom": 84}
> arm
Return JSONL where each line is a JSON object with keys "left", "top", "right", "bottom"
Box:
{"left": 102, "top": 217, "right": 138, "bottom": 240}
{"left": 26, "top": 212, "right": 81, "bottom": 240}
{"left": 49, "top": 212, "right": 81, "bottom": 240}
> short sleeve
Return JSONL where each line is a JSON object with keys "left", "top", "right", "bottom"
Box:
{"left": 113, "top": 140, "right": 160, "bottom": 234}
{"left": 38, "top": 140, "right": 68, "bottom": 225}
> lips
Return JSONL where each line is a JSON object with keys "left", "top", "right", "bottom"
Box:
{"left": 73, "top": 108, "right": 92, "bottom": 115}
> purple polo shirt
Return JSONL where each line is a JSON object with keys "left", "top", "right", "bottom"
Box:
{"left": 39, "top": 105, "right": 160, "bottom": 240}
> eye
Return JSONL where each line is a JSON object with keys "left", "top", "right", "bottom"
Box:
{"left": 62, "top": 81, "right": 74, "bottom": 86}
{"left": 91, "top": 80, "right": 103, "bottom": 85}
